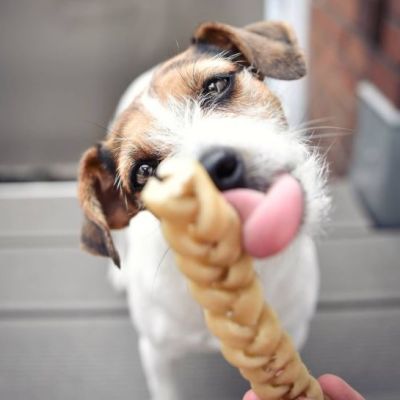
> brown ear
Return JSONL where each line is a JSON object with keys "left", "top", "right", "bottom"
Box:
{"left": 192, "top": 20, "right": 306, "bottom": 80}
{"left": 78, "top": 144, "right": 137, "bottom": 267}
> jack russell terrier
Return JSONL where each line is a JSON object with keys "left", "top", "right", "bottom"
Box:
{"left": 78, "top": 20, "right": 329, "bottom": 400}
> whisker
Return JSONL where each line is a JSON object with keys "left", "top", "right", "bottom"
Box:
{"left": 290, "top": 126, "right": 353, "bottom": 142}
{"left": 296, "top": 117, "right": 335, "bottom": 128}
{"left": 307, "top": 125, "right": 353, "bottom": 132}
{"left": 152, "top": 246, "right": 171, "bottom": 290}
{"left": 308, "top": 131, "right": 352, "bottom": 140}
{"left": 321, "top": 136, "right": 339, "bottom": 159}
{"left": 123, "top": 192, "right": 129, "bottom": 209}
{"left": 84, "top": 120, "right": 112, "bottom": 135}
{"left": 175, "top": 39, "right": 181, "bottom": 54}
{"left": 294, "top": 126, "right": 353, "bottom": 135}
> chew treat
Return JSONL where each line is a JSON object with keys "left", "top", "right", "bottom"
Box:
{"left": 142, "top": 158, "right": 324, "bottom": 400}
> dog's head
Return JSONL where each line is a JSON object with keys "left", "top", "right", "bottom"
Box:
{"left": 78, "top": 20, "right": 329, "bottom": 267}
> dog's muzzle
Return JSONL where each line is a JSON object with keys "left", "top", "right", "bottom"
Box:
{"left": 199, "top": 146, "right": 246, "bottom": 191}
{"left": 199, "top": 146, "right": 304, "bottom": 259}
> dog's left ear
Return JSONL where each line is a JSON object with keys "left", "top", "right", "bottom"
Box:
{"left": 78, "top": 144, "right": 137, "bottom": 267}
{"left": 192, "top": 20, "right": 306, "bottom": 80}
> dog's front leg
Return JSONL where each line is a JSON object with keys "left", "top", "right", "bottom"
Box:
{"left": 139, "top": 337, "right": 180, "bottom": 400}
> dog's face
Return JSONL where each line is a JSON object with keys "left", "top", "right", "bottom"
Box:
{"left": 78, "top": 21, "right": 329, "bottom": 266}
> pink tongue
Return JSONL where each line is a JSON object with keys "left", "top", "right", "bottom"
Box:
{"left": 223, "top": 174, "right": 303, "bottom": 258}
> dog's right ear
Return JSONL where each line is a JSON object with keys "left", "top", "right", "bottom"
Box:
{"left": 78, "top": 144, "right": 137, "bottom": 267}
{"left": 192, "top": 20, "right": 306, "bottom": 80}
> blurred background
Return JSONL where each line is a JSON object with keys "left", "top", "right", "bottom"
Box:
{"left": 0, "top": 0, "right": 399, "bottom": 399}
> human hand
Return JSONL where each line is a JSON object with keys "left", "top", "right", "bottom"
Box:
{"left": 242, "top": 374, "right": 364, "bottom": 400}
{"left": 317, "top": 374, "right": 364, "bottom": 400}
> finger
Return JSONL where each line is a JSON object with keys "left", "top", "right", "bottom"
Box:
{"left": 318, "top": 374, "right": 365, "bottom": 400}
{"left": 243, "top": 389, "right": 260, "bottom": 400}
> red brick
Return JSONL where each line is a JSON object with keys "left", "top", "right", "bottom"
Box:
{"left": 309, "top": 91, "right": 355, "bottom": 174}
{"left": 336, "top": 66, "right": 358, "bottom": 98}
{"left": 325, "top": 134, "right": 354, "bottom": 176}
{"left": 333, "top": 65, "right": 356, "bottom": 95}
{"left": 313, "top": 45, "right": 358, "bottom": 96}
{"left": 382, "top": 20, "right": 400, "bottom": 65}
{"left": 369, "top": 54, "right": 400, "bottom": 107}
{"left": 328, "top": 0, "right": 360, "bottom": 25}
{"left": 310, "top": 65, "right": 356, "bottom": 130}
{"left": 388, "top": 0, "right": 400, "bottom": 20}
{"left": 358, "top": 0, "right": 383, "bottom": 41}
{"left": 308, "top": 94, "right": 355, "bottom": 176}
{"left": 340, "top": 31, "right": 370, "bottom": 76}
{"left": 309, "top": 0, "right": 370, "bottom": 176}
{"left": 312, "top": 43, "right": 341, "bottom": 73}
{"left": 311, "top": 3, "right": 343, "bottom": 44}
{"left": 309, "top": 76, "right": 332, "bottom": 116}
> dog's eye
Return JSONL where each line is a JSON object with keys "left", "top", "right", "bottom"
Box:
{"left": 206, "top": 78, "right": 229, "bottom": 95}
{"left": 131, "top": 161, "right": 157, "bottom": 191}
{"left": 201, "top": 73, "right": 234, "bottom": 107}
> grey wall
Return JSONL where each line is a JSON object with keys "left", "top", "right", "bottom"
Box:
{"left": 0, "top": 0, "right": 263, "bottom": 179}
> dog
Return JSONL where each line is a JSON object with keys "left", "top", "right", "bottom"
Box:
{"left": 78, "top": 20, "right": 330, "bottom": 400}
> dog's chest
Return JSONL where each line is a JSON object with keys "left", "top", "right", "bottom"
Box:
{"left": 122, "top": 211, "right": 215, "bottom": 348}
{"left": 118, "top": 211, "right": 319, "bottom": 351}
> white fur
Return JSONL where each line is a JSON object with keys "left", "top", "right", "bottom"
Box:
{"left": 115, "top": 67, "right": 157, "bottom": 116}
{"left": 109, "top": 67, "right": 329, "bottom": 400}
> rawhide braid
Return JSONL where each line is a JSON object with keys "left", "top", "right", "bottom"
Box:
{"left": 142, "top": 158, "right": 324, "bottom": 400}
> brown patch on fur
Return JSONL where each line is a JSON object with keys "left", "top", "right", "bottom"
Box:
{"left": 156, "top": 50, "right": 198, "bottom": 77}
{"left": 151, "top": 50, "right": 236, "bottom": 103}
{"left": 110, "top": 103, "right": 169, "bottom": 192}
{"left": 154, "top": 51, "right": 286, "bottom": 126}
{"left": 231, "top": 73, "right": 288, "bottom": 126}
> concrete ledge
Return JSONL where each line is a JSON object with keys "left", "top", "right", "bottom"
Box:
{"left": 357, "top": 82, "right": 400, "bottom": 127}
{"left": 351, "top": 81, "right": 400, "bottom": 227}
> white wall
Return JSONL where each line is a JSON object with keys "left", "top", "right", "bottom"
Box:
{"left": 264, "top": 0, "right": 312, "bottom": 128}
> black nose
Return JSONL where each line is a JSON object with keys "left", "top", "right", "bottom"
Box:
{"left": 199, "top": 147, "right": 246, "bottom": 191}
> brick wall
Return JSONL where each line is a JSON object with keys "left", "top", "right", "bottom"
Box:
{"left": 309, "top": 0, "right": 400, "bottom": 175}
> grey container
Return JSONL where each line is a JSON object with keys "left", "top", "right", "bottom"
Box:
{"left": 351, "top": 81, "right": 400, "bottom": 227}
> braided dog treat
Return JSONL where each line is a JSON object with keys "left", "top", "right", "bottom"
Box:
{"left": 142, "top": 158, "right": 324, "bottom": 400}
